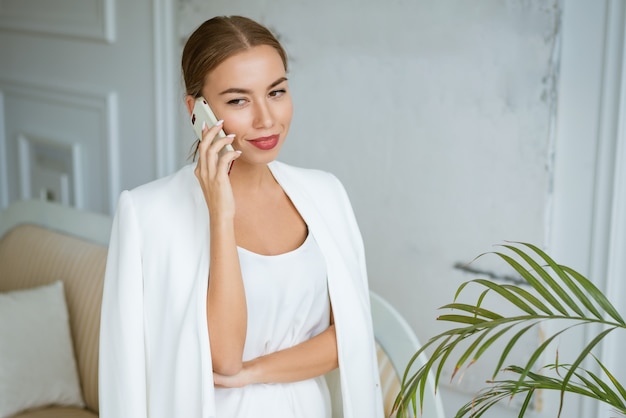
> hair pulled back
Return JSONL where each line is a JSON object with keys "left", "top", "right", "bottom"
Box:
{"left": 182, "top": 16, "right": 288, "bottom": 98}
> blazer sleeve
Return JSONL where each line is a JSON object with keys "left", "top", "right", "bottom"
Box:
{"left": 329, "top": 174, "right": 370, "bottom": 290}
{"left": 99, "top": 190, "right": 148, "bottom": 418}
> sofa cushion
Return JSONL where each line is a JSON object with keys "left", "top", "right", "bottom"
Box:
{"left": 0, "top": 224, "right": 106, "bottom": 413}
{"left": 10, "top": 406, "right": 98, "bottom": 418}
{"left": 0, "top": 282, "right": 84, "bottom": 418}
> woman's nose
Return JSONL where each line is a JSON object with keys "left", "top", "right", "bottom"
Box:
{"left": 252, "top": 101, "right": 274, "bottom": 129}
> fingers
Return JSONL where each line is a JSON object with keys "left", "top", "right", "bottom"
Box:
{"left": 195, "top": 121, "right": 222, "bottom": 176}
{"left": 209, "top": 134, "right": 241, "bottom": 175}
{"left": 194, "top": 120, "right": 241, "bottom": 178}
{"left": 198, "top": 119, "right": 225, "bottom": 154}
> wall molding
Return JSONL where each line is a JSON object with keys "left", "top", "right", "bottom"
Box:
{"left": 0, "top": 78, "right": 119, "bottom": 214}
{"left": 17, "top": 133, "right": 83, "bottom": 207}
{"left": 550, "top": 0, "right": 626, "bottom": 416}
{"left": 0, "top": 0, "right": 115, "bottom": 43}
{"left": 153, "top": 0, "right": 178, "bottom": 177}
{"left": 0, "top": 91, "right": 7, "bottom": 208}
{"left": 597, "top": 1, "right": 626, "bottom": 416}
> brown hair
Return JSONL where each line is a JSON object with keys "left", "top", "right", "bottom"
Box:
{"left": 182, "top": 15, "right": 288, "bottom": 98}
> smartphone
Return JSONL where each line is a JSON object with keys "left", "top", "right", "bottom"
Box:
{"left": 191, "top": 97, "right": 235, "bottom": 158}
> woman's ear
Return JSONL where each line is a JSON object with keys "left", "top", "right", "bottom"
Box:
{"left": 184, "top": 95, "right": 195, "bottom": 115}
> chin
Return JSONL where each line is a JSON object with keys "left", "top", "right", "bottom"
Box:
{"left": 238, "top": 149, "right": 281, "bottom": 167}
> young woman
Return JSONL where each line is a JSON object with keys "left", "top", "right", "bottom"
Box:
{"left": 99, "top": 15, "right": 383, "bottom": 418}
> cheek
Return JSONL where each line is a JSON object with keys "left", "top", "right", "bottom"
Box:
{"left": 278, "top": 100, "right": 294, "bottom": 125}
{"left": 222, "top": 112, "right": 250, "bottom": 136}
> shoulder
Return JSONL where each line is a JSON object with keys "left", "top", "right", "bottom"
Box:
{"left": 269, "top": 160, "right": 346, "bottom": 195}
{"left": 130, "top": 164, "right": 196, "bottom": 199}
{"left": 123, "top": 163, "right": 198, "bottom": 208}
{"left": 116, "top": 163, "right": 200, "bottom": 222}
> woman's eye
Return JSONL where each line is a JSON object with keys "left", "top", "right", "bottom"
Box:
{"left": 227, "top": 98, "right": 246, "bottom": 106}
{"left": 269, "top": 89, "right": 286, "bottom": 98}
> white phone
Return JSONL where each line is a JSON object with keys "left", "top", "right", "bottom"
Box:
{"left": 191, "top": 97, "right": 235, "bottom": 158}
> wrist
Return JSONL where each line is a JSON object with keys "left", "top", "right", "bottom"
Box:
{"left": 243, "top": 358, "right": 263, "bottom": 385}
{"left": 209, "top": 212, "right": 235, "bottom": 229}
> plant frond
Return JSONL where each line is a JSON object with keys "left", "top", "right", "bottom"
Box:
{"left": 519, "top": 242, "right": 604, "bottom": 320}
{"left": 493, "top": 322, "right": 541, "bottom": 378}
{"left": 439, "top": 303, "right": 503, "bottom": 320}
{"left": 394, "top": 242, "right": 626, "bottom": 417}
{"left": 501, "top": 244, "right": 584, "bottom": 316}
{"left": 560, "top": 265, "right": 625, "bottom": 325}
{"left": 492, "top": 251, "right": 569, "bottom": 315}
{"left": 558, "top": 327, "right": 620, "bottom": 411}
{"left": 594, "top": 355, "right": 626, "bottom": 402}
{"left": 452, "top": 326, "right": 493, "bottom": 381}
{"left": 501, "top": 284, "right": 553, "bottom": 315}
{"left": 473, "top": 323, "right": 518, "bottom": 372}
{"left": 470, "top": 278, "right": 538, "bottom": 315}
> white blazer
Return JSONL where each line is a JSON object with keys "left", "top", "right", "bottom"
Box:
{"left": 99, "top": 160, "right": 384, "bottom": 418}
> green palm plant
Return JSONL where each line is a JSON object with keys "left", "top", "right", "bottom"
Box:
{"left": 392, "top": 242, "right": 626, "bottom": 417}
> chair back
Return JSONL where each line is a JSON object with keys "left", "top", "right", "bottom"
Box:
{"left": 371, "top": 291, "right": 446, "bottom": 418}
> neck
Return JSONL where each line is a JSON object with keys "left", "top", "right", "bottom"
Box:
{"left": 228, "top": 159, "right": 275, "bottom": 191}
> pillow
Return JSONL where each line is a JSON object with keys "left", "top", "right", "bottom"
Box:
{"left": 0, "top": 281, "right": 85, "bottom": 418}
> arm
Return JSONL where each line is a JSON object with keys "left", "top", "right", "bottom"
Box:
{"left": 195, "top": 121, "right": 246, "bottom": 375}
{"left": 99, "top": 191, "right": 148, "bottom": 418}
{"left": 206, "top": 211, "right": 247, "bottom": 375}
{"left": 214, "top": 315, "right": 338, "bottom": 387}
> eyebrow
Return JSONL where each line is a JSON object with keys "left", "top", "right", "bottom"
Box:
{"left": 218, "top": 77, "right": 288, "bottom": 95}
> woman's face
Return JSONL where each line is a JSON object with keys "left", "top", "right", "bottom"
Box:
{"left": 201, "top": 45, "right": 292, "bottom": 166}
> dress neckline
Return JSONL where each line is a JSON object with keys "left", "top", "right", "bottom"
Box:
{"left": 237, "top": 232, "right": 312, "bottom": 258}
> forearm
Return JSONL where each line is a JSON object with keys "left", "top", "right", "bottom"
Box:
{"left": 207, "top": 216, "right": 247, "bottom": 375}
{"left": 246, "top": 325, "right": 338, "bottom": 384}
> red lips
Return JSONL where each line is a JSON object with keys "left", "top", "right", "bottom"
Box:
{"left": 248, "top": 134, "right": 279, "bottom": 150}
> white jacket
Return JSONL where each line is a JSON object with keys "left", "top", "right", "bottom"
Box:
{"left": 99, "top": 160, "right": 384, "bottom": 418}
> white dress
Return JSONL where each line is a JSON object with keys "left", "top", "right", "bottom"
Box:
{"left": 214, "top": 232, "right": 332, "bottom": 418}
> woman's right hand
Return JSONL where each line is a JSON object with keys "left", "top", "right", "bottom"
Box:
{"left": 194, "top": 120, "right": 242, "bottom": 219}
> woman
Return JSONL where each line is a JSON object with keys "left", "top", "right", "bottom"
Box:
{"left": 99, "top": 15, "right": 383, "bottom": 418}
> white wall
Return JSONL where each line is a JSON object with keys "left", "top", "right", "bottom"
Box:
{"left": 177, "top": 1, "right": 559, "bottom": 416}
{"left": 549, "top": 1, "right": 626, "bottom": 417}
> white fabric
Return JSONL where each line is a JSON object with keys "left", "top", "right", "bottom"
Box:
{"left": 0, "top": 281, "right": 84, "bottom": 418}
{"left": 215, "top": 233, "right": 331, "bottom": 417}
{"left": 99, "top": 160, "right": 384, "bottom": 418}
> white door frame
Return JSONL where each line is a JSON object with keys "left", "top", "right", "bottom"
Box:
{"left": 153, "top": 0, "right": 178, "bottom": 178}
{"left": 549, "top": 1, "right": 626, "bottom": 417}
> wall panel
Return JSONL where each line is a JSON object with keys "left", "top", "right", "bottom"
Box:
{"left": 0, "top": 0, "right": 114, "bottom": 42}
{"left": 0, "top": 80, "right": 118, "bottom": 213}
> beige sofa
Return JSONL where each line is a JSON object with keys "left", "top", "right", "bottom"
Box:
{"left": 0, "top": 200, "right": 110, "bottom": 418}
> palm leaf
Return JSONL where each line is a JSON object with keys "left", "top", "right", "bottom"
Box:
{"left": 501, "top": 244, "right": 584, "bottom": 316}
{"left": 594, "top": 355, "right": 626, "bottom": 401}
{"left": 519, "top": 242, "right": 604, "bottom": 320}
{"left": 393, "top": 242, "right": 626, "bottom": 417}
{"left": 439, "top": 303, "right": 503, "bottom": 320}
{"left": 464, "top": 278, "right": 538, "bottom": 315}
{"left": 576, "top": 369, "right": 625, "bottom": 408}
{"left": 558, "top": 327, "right": 620, "bottom": 411}
{"left": 491, "top": 322, "right": 540, "bottom": 378}
{"left": 492, "top": 251, "right": 568, "bottom": 315}
{"left": 560, "top": 265, "right": 625, "bottom": 325}
{"left": 501, "top": 284, "right": 553, "bottom": 315}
